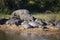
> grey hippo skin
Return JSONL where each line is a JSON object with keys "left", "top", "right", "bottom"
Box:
{"left": 11, "top": 9, "right": 34, "bottom": 21}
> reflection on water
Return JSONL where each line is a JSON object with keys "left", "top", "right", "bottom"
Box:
{"left": 0, "top": 30, "right": 7, "bottom": 40}
{"left": 0, "top": 31, "right": 60, "bottom": 40}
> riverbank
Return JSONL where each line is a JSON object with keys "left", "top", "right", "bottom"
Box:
{"left": 0, "top": 13, "right": 60, "bottom": 20}
{"left": 0, "top": 24, "right": 60, "bottom": 35}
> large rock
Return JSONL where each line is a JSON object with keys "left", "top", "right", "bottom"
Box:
{"left": 35, "top": 18, "right": 47, "bottom": 28}
{"left": 0, "top": 18, "right": 8, "bottom": 25}
{"left": 45, "top": 16, "right": 56, "bottom": 26}
{"left": 6, "top": 17, "right": 22, "bottom": 26}
{"left": 11, "top": 9, "right": 34, "bottom": 21}
{"left": 21, "top": 21, "right": 32, "bottom": 29}
{"left": 28, "top": 21, "right": 39, "bottom": 28}
{"left": 55, "top": 20, "right": 60, "bottom": 28}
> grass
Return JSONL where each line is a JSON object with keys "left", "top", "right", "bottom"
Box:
{"left": 0, "top": 13, "right": 60, "bottom": 20}
{"left": 0, "top": 14, "right": 10, "bottom": 18}
{"left": 32, "top": 13, "right": 60, "bottom": 20}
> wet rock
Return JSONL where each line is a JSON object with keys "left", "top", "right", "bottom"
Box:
{"left": 55, "top": 20, "right": 60, "bottom": 29}
{"left": 6, "top": 17, "right": 22, "bottom": 26}
{"left": 45, "top": 17, "right": 56, "bottom": 26}
{"left": 21, "top": 21, "right": 32, "bottom": 29}
{"left": 0, "top": 18, "right": 8, "bottom": 25}
{"left": 28, "top": 21, "right": 39, "bottom": 28}
{"left": 35, "top": 18, "right": 47, "bottom": 28}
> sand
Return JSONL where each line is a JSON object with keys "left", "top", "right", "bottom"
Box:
{"left": 0, "top": 24, "right": 60, "bottom": 35}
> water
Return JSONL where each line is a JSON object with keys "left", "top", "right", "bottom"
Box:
{"left": 0, "top": 30, "right": 60, "bottom": 40}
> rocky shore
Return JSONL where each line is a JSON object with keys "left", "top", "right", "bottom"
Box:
{"left": 0, "top": 24, "right": 60, "bottom": 35}
{"left": 0, "top": 9, "right": 60, "bottom": 36}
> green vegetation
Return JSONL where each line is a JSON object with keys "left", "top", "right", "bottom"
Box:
{"left": 0, "top": 0, "right": 60, "bottom": 19}
{"left": 32, "top": 13, "right": 60, "bottom": 20}
{"left": 0, "top": 14, "right": 10, "bottom": 18}
{"left": 0, "top": 0, "right": 60, "bottom": 13}
{"left": 0, "top": 13, "right": 60, "bottom": 20}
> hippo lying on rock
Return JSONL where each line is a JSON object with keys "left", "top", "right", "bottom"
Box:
{"left": 11, "top": 9, "right": 34, "bottom": 21}
{"left": 0, "top": 9, "right": 59, "bottom": 31}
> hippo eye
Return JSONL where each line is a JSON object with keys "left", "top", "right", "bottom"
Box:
{"left": 14, "top": 13, "right": 17, "bottom": 16}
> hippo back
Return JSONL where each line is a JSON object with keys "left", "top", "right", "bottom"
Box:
{"left": 11, "top": 9, "right": 34, "bottom": 21}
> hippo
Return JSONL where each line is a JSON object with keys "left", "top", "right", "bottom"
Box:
{"left": 11, "top": 9, "right": 34, "bottom": 21}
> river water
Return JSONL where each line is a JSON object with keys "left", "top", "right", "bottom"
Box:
{"left": 0, "top": 30, "right": 60, "bottom": 40}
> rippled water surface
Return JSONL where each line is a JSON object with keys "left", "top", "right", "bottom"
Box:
{"left": 0, "top": 30, "right": 60, "bottom": 40}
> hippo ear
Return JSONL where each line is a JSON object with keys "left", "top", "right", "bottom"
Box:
{"left": 32, "top": 17, "right": 36, "bottom": 21}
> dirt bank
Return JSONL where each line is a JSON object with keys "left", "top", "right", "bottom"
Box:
{"left": 0, "top": 24, "right": 60, "bottom": 35}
